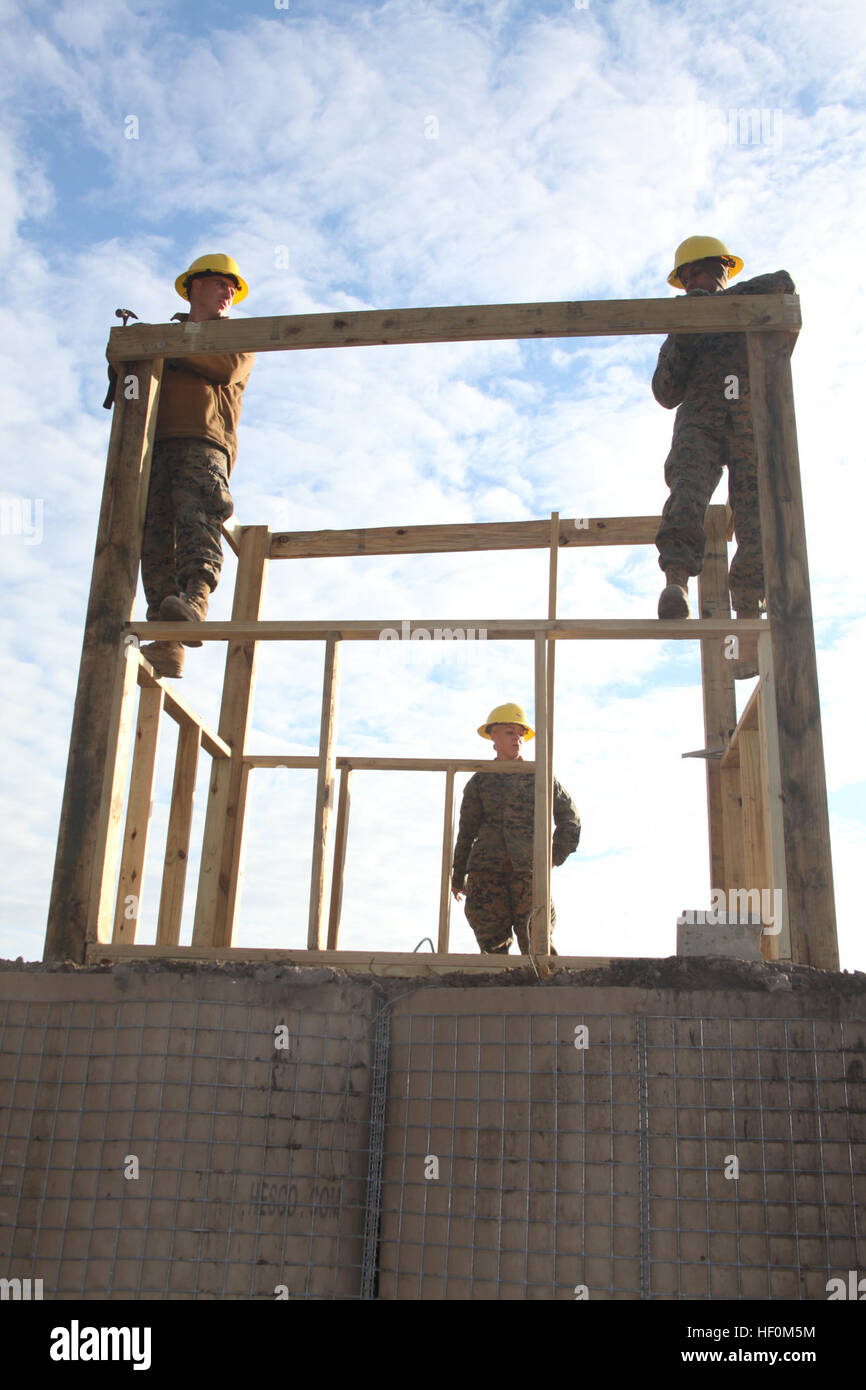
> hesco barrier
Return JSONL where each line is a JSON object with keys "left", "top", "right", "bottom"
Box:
{"left": 0, "top": 961, "right": 864, "bottom": 1299}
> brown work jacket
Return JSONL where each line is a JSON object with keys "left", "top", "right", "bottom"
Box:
{"left": 155, "top": 347, "right": 255, "bottom": 472}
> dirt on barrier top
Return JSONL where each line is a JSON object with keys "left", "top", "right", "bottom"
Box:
{"left": 2, "top": 954, "right": 865, "bottom": 1006}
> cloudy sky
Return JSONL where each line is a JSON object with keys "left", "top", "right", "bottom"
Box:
{"left": 1, "top": 0, "right": 863, "bottom": 969}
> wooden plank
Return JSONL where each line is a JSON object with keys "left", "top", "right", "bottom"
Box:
{"left": 245, "top": 755, "right": 536, "bottom": 771}
{"left": 107, "top": 294, "right": 801, "bottom": 362}
{"left": 192, "top": 526, "right": 270, "bottom": 948}
{"left": 531, "top": 631, "right": 551, "bottom": 955}
{"left": 112, "top": 682, "right": 164, "bottom": 944}
{"left": 437, "top": 767, "right": 456, "bottom": 953}
{"left": 45, "top": 360, "right": 163, "bottom": 962}
{"left": 88, "top": 643, "right": 142, "bottom": 947}
{"left": 87, "top": 942, "right": 616, "bottom": 975}
{"left": 757, "top": 632, "right": 790, "bottom": 961}
{"left": 136, "top": 657, "right": 230, "bottom": 759}
{"left": 746, "top": 331, "right": 838, "bottom": 968}
{"left": 307, "top": 634, "right": 341, "bottom": 950}
{"left": 269, "top": 515, "right": 661, "bottom": 559}
{"left": 697, "top": 507, "right": 737, "bottom": 892}
{"left": 156, "top": 722, "right": 201, "bottom": 946}
{"left": 738, "top": 730, "right": 771, "bottom": 933}
{"left": 720, "top": 764, "right": 748, "bottom": 893}
{"left": 132, "top": 615, "right": 768, "bottom": 644}
{"left": 546, "top": 513, "right": 559, "bottom": 861}
{"left": 326, "top": 767, "right": 352, "bottom": 951}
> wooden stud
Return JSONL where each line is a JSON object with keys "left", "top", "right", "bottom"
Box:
{"left": 192, "top": 525, "right": 270, "bottom": 948}
{"left": 719, "top": 764, "right": 748, "bottom": 895}
{"left": 531, "top": 632, "right": 551, "bottom": 955}
{"left": 245, "top": 755, "right": 536, "bottom": 772}
{"left": 697, "top": 506, "right": 737, "bottom": 893}
{"left": 107, "top": 293, "right": 801, "bottom": 362}
{"left": 136, "top": 659, "right": 230, "bottom": 760}
{"left": 326, "top": 767, "right": 352, "bottom": 951}
{"left": 88, "top": 643, "right": 142, "bottom": 947}
{"left": 133, "top": 615, "right": 767, "bottom": 644}
{"left": 45, "top": 360, "right": 162, "bottom": 961}
{"left": 756, "top": 631, "right": 790, "bottom": 961}
{"left": 546, "top": 512, "right": 559, "bottom": 859}
{"left": 738, "top": 730, "right": 769, "bottom": 900}
{"left": 156, "top": 722, "right": 200, "bottom": 947}
{"left": 269, "top": 515, "right": 662, "bottom": 559}
{"left": 438, "top": 766, "right": 457, "bottom": 953}
{"left": 307, "top": 634, "right": 341, "bottom": 950}
{"left": 746, "top": 331, "right": 838, "bottom": 968}
{"left": 113, "top": 681, "right": 164, "bottom": 944}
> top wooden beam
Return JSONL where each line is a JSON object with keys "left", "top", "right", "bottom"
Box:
{"left": 106, "top": 295, "right": 801, "bottom": 362}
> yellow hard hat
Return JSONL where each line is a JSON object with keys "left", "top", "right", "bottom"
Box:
{"left": 667, "top": 236, "right": 744, "bottom": 289}
{"left": 478, "top": 703, "right": 535, "bottom": 740}
{"left": 175, "top": 253, "right": 249, "bottom": 304}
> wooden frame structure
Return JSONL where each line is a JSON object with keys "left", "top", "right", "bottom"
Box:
{"left": 45, "top": 293, "right": 838, "bottom": 971}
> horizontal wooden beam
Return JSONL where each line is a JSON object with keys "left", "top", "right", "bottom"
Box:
{"left": 106, "top": 295, "right": 801, "bottom": 362}
{"left": 136, "top": 655, "right": 231, "bottom": 759}
{"left": 129, "top": 616, "right": 768, "bottom": 643}
{"left": 244, "top": 755, "right": 538, "bottom": 771}
{"left": 268, "top": 514, "right": 663, "bottom": 559}
{"left": 86, "top": 942, "right": 614, "bottom": 975}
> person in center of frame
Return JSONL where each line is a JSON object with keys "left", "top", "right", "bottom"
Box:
{"left": 451, "top": 703, "right": 581, "bottom": 955}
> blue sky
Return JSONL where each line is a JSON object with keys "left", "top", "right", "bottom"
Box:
{"left": 1, "top": 0, "right": 864, "bottom": 967}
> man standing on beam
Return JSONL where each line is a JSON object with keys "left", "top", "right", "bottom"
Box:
{"left": 139, "top": 253, "right": 255, "bottom": 679}
{"left": 652, "top": 235, "right": 795, "bottom": 677}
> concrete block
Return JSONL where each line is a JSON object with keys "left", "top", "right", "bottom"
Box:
{"left": 677, "top": 916, "right": 763, "bottom": 959}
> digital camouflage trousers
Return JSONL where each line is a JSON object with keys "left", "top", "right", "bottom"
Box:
{"left": 464, "top": 867, "right": 557, "bottom": 954}
{"left": 141, "top": 439, "right": 234, "bottom": 617}
{"left": 654, "top": 418, "right": 764, "bottom": 611}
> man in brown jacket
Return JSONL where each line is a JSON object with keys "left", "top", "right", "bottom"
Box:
{"left": 140, "top": 254, "right": 255, "bottom": 678}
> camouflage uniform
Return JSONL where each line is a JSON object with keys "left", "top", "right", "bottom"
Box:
{"left": 141, "top": 439, "right": 234, "bottom": 617}
{"left": 653, "top": 270, "right": 796, "bottom": 610}
{"left": 451, "top": 768, "right": 580, "bottom": 954}
{"left": 141, "top": 337, "right": 254, "bottom": 616}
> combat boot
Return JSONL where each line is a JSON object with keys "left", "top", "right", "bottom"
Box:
{"left": 658, "top": 566, "right": 691, "bottom": 619}
{"left": 159, "top": 576, "right": 211, "bottom": 647}
{"left": 139, "top": 642, "right": 185, "bottom": 679}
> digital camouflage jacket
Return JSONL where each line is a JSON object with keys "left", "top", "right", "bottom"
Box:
{"left": 652, "top": 271, "right": 796, "bottom": 430}
{"left": 451, "top": 766, "right": 580, "bottom": 887}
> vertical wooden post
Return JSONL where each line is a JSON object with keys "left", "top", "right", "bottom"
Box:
{"left": 307, "top": 634, "right": 341, "bottom": 950}
{"left": 157, "top": 722, "right": 200, "bottom": 946}
{"left": 113, "top": 679, "right": 164, "bottom": 943}
{"left": 756, "top": 629, "right": 790, "bottom": 960}
{"left": 546, "top": 512, "right": 559, "bottom": 858}
{"left": 746, "top": 332, "right": 838, "bottom": 968}
{"left": 720, "top": 763, "right": 747, "bottom": 892}
{"left": 697, "top": 506, "right": 737, "bottom": 894}
{"left": 531, "top": 631, "right": 551, "bottom": 954}
{"left": 437, "top": 765, "right": 456, "bottom": 953}
{"left": 192, "top": 525, "right": 269, "bottom": 948}
{"left": 326, "top": 765, "right": 353, "bottom": 950}
{"left": 45, "top": 359, "right": 162, "bottom": 961}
